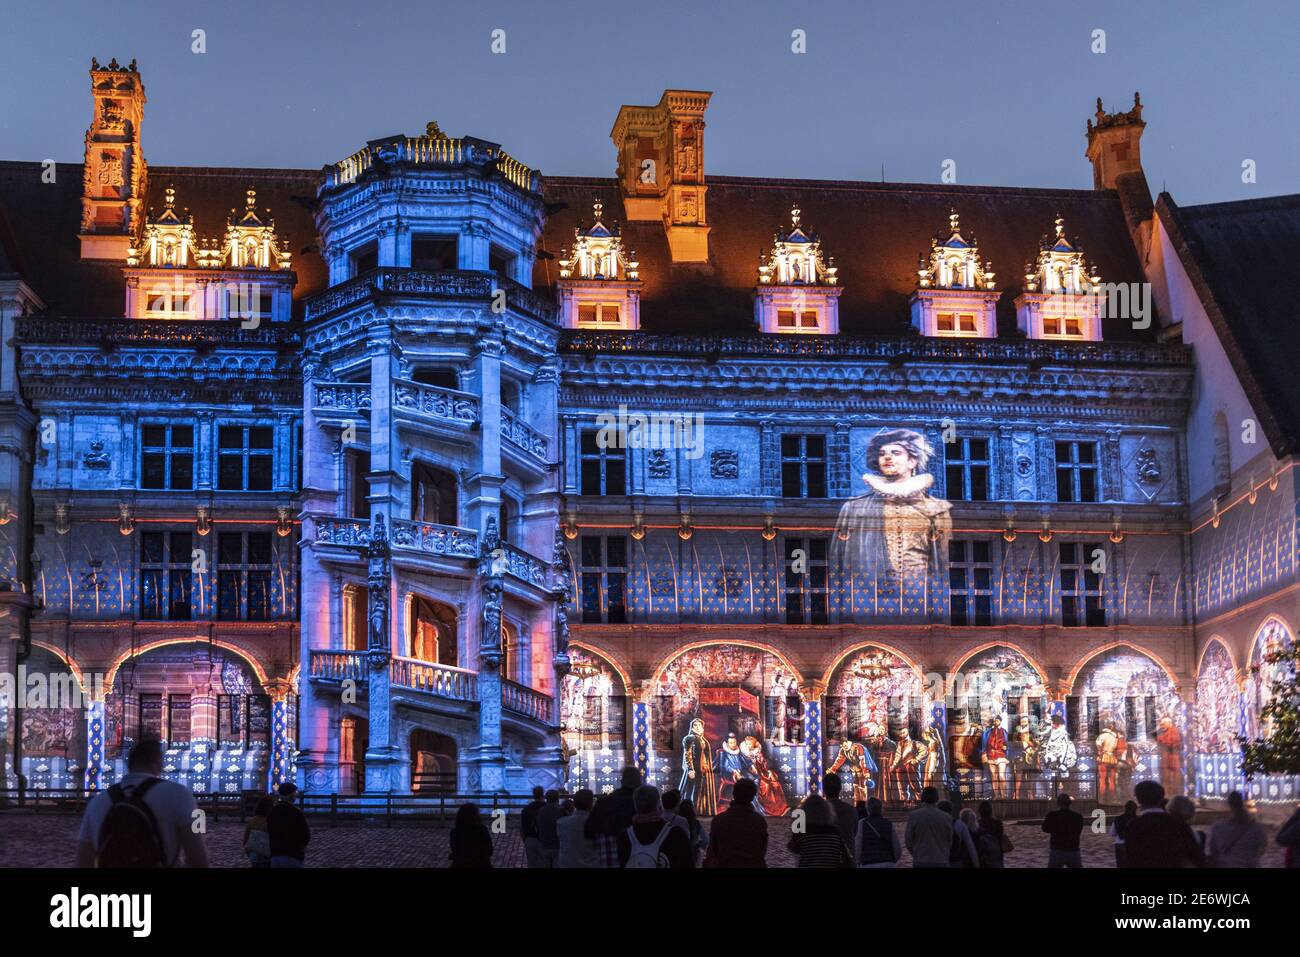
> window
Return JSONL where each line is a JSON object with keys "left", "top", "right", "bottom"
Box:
{"left": 949, "top": 540, "right": 993, "bottom": 626}
{"left": 218, "top": 425, "right": 274, "bottom": 491}
{"left": 489, "top": 244, "right": 516, "bottom": 280}
{"left": 500, "top": 379, "right": 520, "bottom": 412}
{"left": 411, "top": 235, "right": 458, "bottom": 272}
{"left": 141, "top": 423, "right": 194, "bottom": 490}
{"left": 411, "top": 366, "right": 459, "bottom": 390}
{"left": 221, "top": 284, "right": 274, "bottom": 323}
{"left": 140, "top": 531, "right": 192, "bottom": 620}
{"left": 139, "top": 694, "right": 163, "bottom": 741}
{"left": 576, "top": 303, "right": 622, "bottom": 327}
{"left": 936, "top": 313, "right": 978, "bottom": 335}
{"left": 945, "top": 437, "right": 990, "bottom": 501}
{"left": 1043, "top": 314, "right": 1084, "bottom": 338}
{"left": 349, "top": 450, "right": 371, "bottom": 519}
{"left": 579, "top": 535, "right": 627, "bottom": 624}
{"left": 781, "top": 434, "right": 827, "bottom": 498}
{"left": 144, "top": 288, "right": 193, "bottom": 316}
{"left": 168, "top": 694, "right": 191, "bottom": 744}
{"left": 580, "top": 429, "right": 626, "bottom": 496}
{"left": 411, "top": 462, "right": 457, "bottom": 525}
{"left": 784, "top": 536, "right": 828, "bottom": 624}
{"left": 777, "top": 309, "right": 820, "bottom": 330}
{"left": 343, "top": 585, "right": 368, "bottom": 651}
{"left": 1055, "top": 441, "right": 1099, "bottom": 503}
{"left": 218, "top": 694, "right": 272, "bottom": 748}
{"left": 350, "top": 242, "right": 378, "bottom": 277}
{"left": 217, "top": 532, "right": 274, "bottom": 621}
{"left": 409, "top": 596, "right": 456, "bottom": 665}
{"left": 1059, "top": 542, "right": 1105, "bottom": 627}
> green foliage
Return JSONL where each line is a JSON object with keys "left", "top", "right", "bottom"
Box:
{"left": 1239, "top": 645, "right": 1300, "bottom": 777}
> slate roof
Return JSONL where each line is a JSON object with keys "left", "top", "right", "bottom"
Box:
{"left": 1158, "top": 192, "right": 1300, "bottom": 455}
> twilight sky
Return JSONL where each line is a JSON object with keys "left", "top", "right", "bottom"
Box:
{"left": 0, "top": 0, "right": 1296, "bottom": 206}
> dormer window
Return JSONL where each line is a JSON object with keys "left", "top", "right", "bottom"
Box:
{"left": 1015, "top": 215, "right": 1103, "bottom": 341}
{"left": 123, "top": 184, "right": 296, "bottom": 321}
{"left": 557, "top": 199, "right": 642, "bottom": 330}
{"left": 910, "top": 211, "right": 999, "bottom": 338}
{"left": 754, "top": 205, "right": 841, "bottom": 335}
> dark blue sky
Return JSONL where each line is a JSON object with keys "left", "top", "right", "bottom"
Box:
{"left": 1, "top": 0, "right": 1296, "bottom": 205}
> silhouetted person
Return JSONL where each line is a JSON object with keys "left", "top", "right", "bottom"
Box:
{"left": 1277, "top": 803, "right": 1300, "bottom": 868}
{"left": 266, "top": 782, "right": 310, "bottom": 868}
{"left": 705, "top": 778, "right": 768, "bottom": 867}
{"left": 620, "top": 785, "right": 693, "bottom": 868}
{"left": 1123, "top": 780, "right": 1204, "bottom": 868}
{"left": 587, "top": 766, "right": 640, "bottom": 867}
{"left": 76, "top": 736, "right": 209, "bottom": 868}
{"left": 1041, "top": 793, "right": 1083, "bottom": 868}
{"left": 822, "top": 773, "right": 858, "bottom": 849}
{"left": 556, "top": 788, "right": 598, "bottom": 868}
{"left": 1208, "top": 791, "right": 1266, "bottom": 867}
{"left": 855, "top": 797, "right": 902, "bottom": 868}
{"left": 905, "top": 786, "right": 953, "bottom": 868}
{"left": 521, "top": 785, "right": 546, "bottom": 867}
{"left": 975, "top": 801, "right": 1007, "bottom": 868}
{"left": 788, "top": 794, "right": 852, "bottom": 867}
{"left": 449, "top": 803, "right": 492, "bottom": 868}
{"left": 1110, "top": 800, "right": 1137, "bottom": 868}
{"left": 535, "top": 788, "right": 564, "bottom": 867}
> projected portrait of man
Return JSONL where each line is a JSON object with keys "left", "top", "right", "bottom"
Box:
{"left": 833, "top": 428, "right": 952, "bottom": 583}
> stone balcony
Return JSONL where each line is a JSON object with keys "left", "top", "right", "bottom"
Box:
{"left": 304, "top": 268, "right": 557, "bottom": 326}
{"left": 309, "top": 650, "right": 553, "bottom": 726}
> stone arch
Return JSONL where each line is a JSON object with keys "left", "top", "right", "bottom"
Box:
{"left": 105, "top": 637, "right": 270, "bottom": 690}
{"left": 821, "top": 640, "right": 925, "bottom": 688}
{"left": 28, "top": 639, "right": 93, "bottom": 698}
{"left": 651, "top": 639, "right": 804, "bottom": 691}
{"left": 1065, "top": 641, "right": 1181, "bottom": 697}
{"left": 949, "top": 640, "right": 1049, "bottom": 686}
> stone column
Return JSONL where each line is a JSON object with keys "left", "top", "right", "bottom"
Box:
{"left": 267, "top": 678, "right": 294, "bottom": 789}
{"left": 84, "top": 698, "right": 106, "bottom": 792}
{"left": 362, "top": 514, "right": 399, "bottom": 792}
{"left": 468, "top": 554, "right": 507, "bottom": 794}
{"left": 800, "top": 680, "right": 826, "bottom": 797}
{"left": 632, "top": 699, "right": 652, "bottom": 786}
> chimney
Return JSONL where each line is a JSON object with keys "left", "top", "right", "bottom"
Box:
{"left": 79, "top": 58, "right": 147, "bottom": 261}
{"left": 611, "top": 89, "right": 711, "bottom": 263}
{"left": 1085, "top": 92, "right": 1145, "bottom": 191}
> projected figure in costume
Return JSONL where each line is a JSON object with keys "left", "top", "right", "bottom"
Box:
{"left": 882, "top": 727, "right": 929, "bottom": 804}
{"left": 740, "top": 736, "right": 788, "bottom": 816}
{"left": 1155, "top": 717, "right": 1184, "bottom": 796}
{"left": 679, "top": 718, "right": 717, "bottom": 816}
{"left": 715, "top": 732, "right": 754, "bottom": 808}
{"left": 922, "top": 716, "right": 948, "bottom": 792}
{"left": 1040, "top": 714, "right": 1077, "bottom": 780}
{"left": 833, "top": 428, "right": 952, "bottom": 584}
{"left": 981, "top": 716, "right": 1010, "bottom": 799}
{"left": 1095, "top": 717, "right": 1123, "bottom": 804}
{"left": 827, "top": 738, "right": 878, "bottom": 802}
{"left": 1008, "top": 716, "right": 1040, "bottom": 799}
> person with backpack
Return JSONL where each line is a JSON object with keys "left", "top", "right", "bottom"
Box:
{"left": 619, "top": 785, "right": 693, "bottom": 868}
{"left": 267, "top": 781, "right": 311, "bottom": 868}
{"left": 586, "top": 766, "right": 640, "bottom": 868}
{"left": 76, "top": 736, "right": 209, "bottom": 868}
{"left": 1208, "top": 791, "right": 1266, "bottom": 867}
{"left": 243, "top": 795, "right": 275, "bottom": 867}
{"left": 855, "top": 797, "right": 901, "bottom": 867}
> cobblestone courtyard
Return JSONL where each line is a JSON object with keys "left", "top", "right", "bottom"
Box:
{"left": 0, "top": 810, "right": 1289, "bottom": 868}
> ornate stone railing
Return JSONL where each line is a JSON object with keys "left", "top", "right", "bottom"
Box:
{"left": 304, "top": 268, "right": 557, "bottom": 325}
{"left": 324, "top": 135, "right": 539, "bottom": 193}
{"left": 309, "top": 650, "right": 366, "bottom": 683}
{"left": 500, "top": 407, "right": 548, "bottom": 460}
{"left": 15, "top": 316, "right": 303, "bottom": 347}
{"left": 392, "top": 378, "right": 479, "bottom": 425}
{"left": 499, "top": 543, "right": 549, "bottom": 588}
{"left": 501, "top": 679, "right": 553, "bottom": 725}
{"left": 313, "top": 517, "right": 371, "bottom": 549}
{"left": 313, "top": 381, "right": 372, "bottom": 413}
{"left": 559, "top": 330, "right": 1193, "bottom": 367}
{"left": 390, "top": 657, "right": 478, "bottom": 702}
{"left": 390, "top": 519, "right": 479, "bottom": 558}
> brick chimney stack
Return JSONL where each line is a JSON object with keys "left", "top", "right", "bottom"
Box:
{"left": 1085, "top": 92, "right": 1145, "bottom": 191}
{"left": 611, "top": 89, "right": 711, "bottom": 263}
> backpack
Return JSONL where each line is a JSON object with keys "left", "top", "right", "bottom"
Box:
{"left": 97, "top": 778, "right": 168, "bottom": 868}
{"left": 625, "top": 823, "right": 673, "bottom": 868}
